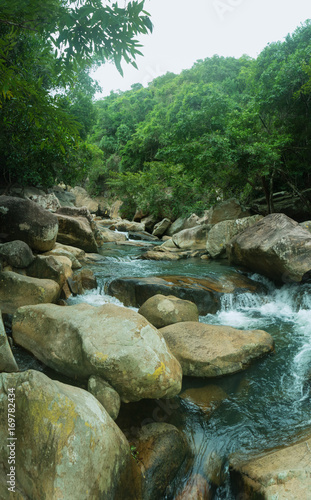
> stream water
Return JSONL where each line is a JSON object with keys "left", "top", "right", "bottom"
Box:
{"left": 14, "top": 241, "right": 311, "bottom": 498}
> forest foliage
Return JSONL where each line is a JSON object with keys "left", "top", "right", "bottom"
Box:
{"left": 0, "top": 3, "right": 310, "bottom": 219}
{"left": 89, "top": 20, "right": 311, "bottom": 218}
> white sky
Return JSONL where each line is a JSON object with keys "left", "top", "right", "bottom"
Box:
{"left": 92, "top": 0, "right": 311, "bottom": 97}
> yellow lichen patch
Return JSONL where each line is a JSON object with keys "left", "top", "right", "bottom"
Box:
{"left": 147, "top": 362, "right": 166, "bottom": 380}
{"left": 92, "top": 352, "right": 108, "bottom": 363}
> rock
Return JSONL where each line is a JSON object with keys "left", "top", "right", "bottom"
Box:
{"left": 26, "top": 255, "right": 68, "bottom": 287}
{"left": 152, "top": 218, "right": 171, "bottom": 237}
{"left": 180, "top": 384, "right": 227, "bottom": 416}
{"left": 53, "top": 242, "right": 85, "bottom": 260}
{"left": 28, "top": 192, "right": 61, "bottom": 212}
{"left": 0, "top": 313, "right": 18, "bottom": 372}
{"left": 43, "top": 247, "right": 82, "bottom": 269}
{"left": 130, "top": 423, "right": 190, "bottom": 500}
{"left": 227, "top": 213, "right": 311, "bottom": 283}
{"left": 173, "top": 225, "right": 210, "bottom": 250}
{"left": 88, "top": 376, "right": 121, "bottom": 420}
{"left": 56, "top": 214, "right": 98, "bottom": 253}
{"left": 12, "top": 303, "right": 182, "bottom": 402}
{"left": 138, "top": 294, "right": 199, "bottom": 328}
{"left": 166, "top": 214, "right": 202, "bottom": 237}
{"left": 128, "top": 231, "right": 159, "bottom": 242}
{"left": 73, "top": 268, "right": 97, "bottom": 290}
{"left": 0, "top": 240, "right": 34, "bottom": 269}
{"left": 108, "top": 273, "right": 264, "bottom": 315}
{"left": 140, "top": 250, "right": 184, "bottom": 261}
{"left": 113, "top": 220, "right": 145, "bottom": 232}
{"left": 175, "top": 474, "right": 212, "bottom": 500}
{"left": 70, "top": 186, "right": 99, "bottom": 213}
{"left": 56, "top": 205, "right": 96, "bottom": 228}
{"left": 0, "top": 196, "right": 58, "bottom": 251}
{"left": 141, "top": 214, "right": 158, "bottom": 233}
{"left": 206, "top": 215, "right": 263, "bottom": 258}
{"left": 209, "top": 199, "right": 250, "bottom": 225}
{"left": 300, "top": 220, "right": 311, "bottom": 233}
{"left": 230, "top": 433, "right": 311, "bottom": 499}
{"left": 159, "top": 322, "right": 274, "bottom": 377}
{"left": 98, "top": 227, "right": 127, "bottom": 243}
{"left": 0, "top": 370, "right": 131, "bottom": 500}
{"left": 0, "top": 271, "right": 60, "bottom": 314}
{"left": 51, "top": 186, "right": 76, "bottom": 207}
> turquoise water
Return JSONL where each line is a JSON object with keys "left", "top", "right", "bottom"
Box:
{"left": 69, "top": 242, "right": 311, "bottom": 499}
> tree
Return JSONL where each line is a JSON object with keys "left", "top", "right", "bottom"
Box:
{"left": 0, "top": 0, "right": 152, "bottom": 187}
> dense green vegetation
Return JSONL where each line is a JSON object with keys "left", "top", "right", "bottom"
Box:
{"left": 0, "top": 0, "right": 152, "bottom": 188}
{"left": 89, "top": 20, "right": 311, "bottom": 218}
{"left": 1, "top": 4, "right": 310, "bottom": 219}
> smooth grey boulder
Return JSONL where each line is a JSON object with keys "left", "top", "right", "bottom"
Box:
{"left": 138, "top": 294, "right": 199, "bottom": 328}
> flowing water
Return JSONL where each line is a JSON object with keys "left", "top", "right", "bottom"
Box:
{"left": 17, "top": 241, "right": 311, "bottom": 498}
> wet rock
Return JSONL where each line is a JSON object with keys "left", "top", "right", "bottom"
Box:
{"left": 0, "top": 240, "right": 34, "bottom": 269}
{"left": 108, "top": 273, "right": 264, "bottom": 315}
{"left": 138, "top": 294, "right": 199, "bottom": 328}
{"left": 73, "top": 268, "right": 97, "bottom": 291}
{"left": 0, "top": 313, "right": 18, "bottom": 372}
{"left": 12, "top": 303, "right": 182, "bottom": 402}
{"left": 180, "top": 384, "right": 227, "bottom": 416}
{"left": 175, "top": 474, "right": 212, "bottom": 499}
{"left": 0, "top": 271, "right": 60, "bottom": 314}
{"left": 130, "top": 423, "right": 190, "bottom": 500}
{"left": 230, "top": 433, "right": 311, "bottom": 499}
{"left": 160, "top": 322, "right": 274, "bottom": 377}
{"left": 209, "top": 199, "right": 250, "bottom": 225}
{"left": 227, "top": 213, "right": 311, "bottom": 283}
{"left": 0, "top": 195, "right": 58, "bottom": 251}
{"left": 140, "top": 249, "right": 185, "bottom": 261}
{"left": 88, "top": 376, "right": 121, "bottom": 420}
{"left": 0, "top": 370, "right": 131, "bottom": 500}
{"left": 128, "top": 231, "right": 159, "bottom": 242}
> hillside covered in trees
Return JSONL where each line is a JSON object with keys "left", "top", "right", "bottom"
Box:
{"left": 1, "top": 4, "right": 311, "bottom": 220}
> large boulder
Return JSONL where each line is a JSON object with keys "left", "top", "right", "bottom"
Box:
{"left": 27, "top": 192, "right": 61, "bottom": 212}
{"left": 230, "top": 433, "right": 311, "bottom": 499}
{"left": 209, "top": 199, "right": 250, "bottom": 225}
{"left": 138, "top": 294, "right": 199, "bottom": 328}
{"left": 172, "top": 225, "right": 210, "bottom": 250}
{"left": 108, "top": 273, "right": 264, "bottom": 315}
{"left": 227, "top": 213, "right": 311, "bottom": 283}
{"left": 56, "top": 213, "right": 98, "bottom": 253}
{"left": 206, "top": 215, "right": 263, "bottom": 258}
{"left": 0, "top": 196, "right": 58, "bottom": 251}
{"left": 0, "top": 240, "right": 34, "bottom": 269}
{"left": 0, "top": 313, "right": 18, "bottom": 372}
{"left": 159, "top": 322, "right": 274, "bottom": 377}
{"left": 12, "top": 303, "right": 182, "bottom": 402}
{"left": 0, "top": 370, "right": 131, "bottom": 500}
{"left": 180, "top": 384, "right": 227, "bottom": 417}
{"left": 112, "top": 220, "right": 145, "bottom": 233}
{"left": 0, "top": 271, "right": 60, "bottom": 314}
{"left": 130, "top": 423, "right": 190, "bottom": 500}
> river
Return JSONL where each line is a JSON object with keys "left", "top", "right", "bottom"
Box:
{"left": 14, "top": 240, "right": 311, "bottom": 498}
